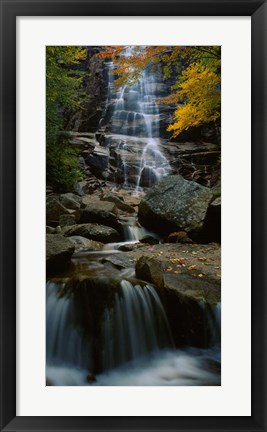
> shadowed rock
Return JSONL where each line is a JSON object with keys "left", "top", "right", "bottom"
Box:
{"left": 46, "top": 234, "right": 75, "bottom": 275}
{"left": 47, "top": 198, "right": 72, "bottom": 224}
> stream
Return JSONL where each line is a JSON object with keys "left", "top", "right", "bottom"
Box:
{"left": 46, "top": 217, "right": 221, "bottom": 386}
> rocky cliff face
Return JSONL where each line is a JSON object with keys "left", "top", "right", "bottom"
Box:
{"left": 68, "top": 47, "right": 109, "bottom": 133}
{"left": 68, "top": 48, "right": 220, "bottom": 189}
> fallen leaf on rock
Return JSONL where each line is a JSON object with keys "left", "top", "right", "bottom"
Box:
{"left": 188, "top": 264, "right": 198, "bottom": 270}
{"left": 198, "top": 273, "right": 204, "bottom": 277}
{"left": 191, "top": 251, "right": 198, "bottom": 255}
{"left": 198, "top": 257, "right": 207, "bottom": 261}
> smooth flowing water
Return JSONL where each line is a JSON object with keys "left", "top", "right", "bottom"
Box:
{"left": 121, "top": 215, "right": 156, "bottom": 241}
{"left": 46, "top": 281, "right": 93, "bottom": 370}
{"left": 102, "top": 280, "right": 174, "bottom": 370}
{"left": 101, "top": 46, "right": 171, "bottom": 190}
{"left": 46, "top": 347, "right": 220, "bottom": 386}
{"left": 46, "top": 233, "right": 221, "bottom": 386}
{"left": 46, "top": 278, "right": 179, "bottom": 384}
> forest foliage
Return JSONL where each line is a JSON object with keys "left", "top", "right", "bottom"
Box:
{"left": 98, "top": 46, "right": 221, "bottom": 137}
{"left": 46, "top": 46, "right": 86, "bottom": 191}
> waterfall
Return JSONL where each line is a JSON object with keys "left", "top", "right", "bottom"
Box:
{"left": 134, "top": 71, "right": 170, "bottom": 191}
{"left": 46, "top": 278, "right": 173, "bottom": 374}
{"left": 102, "top": 46, "right": 171, "bottom": 190}
{"left": 46, "top": 279, "right": 221, "bottom": 385}
{"left": 102, "top": 280, "right": 174, "bottom": 370}
{"left": 46, "top": 282, "right": 93, "bottom": 370}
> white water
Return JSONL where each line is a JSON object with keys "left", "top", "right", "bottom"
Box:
{"left": 101, "top": 216, "right": 158, "bottom": 251}
{"left": 105, "top": 46, "right": 171, "bottom": 190}
{"left": 47, "top": 348, "right": 220, "bottom": 386}
{"left": 102, "top": 281, "right": 174, "bottom": 370}
{"left": 46, "top": 282, "right": 93, "bottom": 370}
{"left": 47, "top": 279, "right": 173, "bottom": 374}
{"left": 120, "top": 215, "right": 159, "bottom": 241}
{"left": 134, "top": 71, "right": 170, "bottom": 191}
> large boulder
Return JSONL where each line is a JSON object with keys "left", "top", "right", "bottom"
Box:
{"left": 64, "top": 223, "right": 121, "bottom": 243}
{"left": 138, "top": 175, "right": 213, "bottom": 239}
{"left": 101, "top": 193, "right": 135, "bottom": 214}
{"left": 59, "top": 214, "right": 76, "bottom": 227}
{"left": 68, "top": 236, "right": 103, "bottom": 253}
{"left": 134, "top": 243, "right": 221, "bottom": 348}
{"left": 79, "top": 201, "right": 121, "bottom": 231}
{"left": 46, "top": 198, "right": 71, "bottom": 224}
{"left": 59, "top": 193, "right": 81, "bottom": 210}
{"left": 73, "top": 181, "right": 91, "bottom": 197}
{"left": 135, "top": 255, "right": 220, "bottom": 305}
{"left": 100, "top": 254, "right": 135, "bottom": 270}
{"left": 46, "top": 234, "right": 75, "bottom": 275}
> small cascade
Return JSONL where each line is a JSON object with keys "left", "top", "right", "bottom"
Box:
{"left": 102, "top": 280, "right": 174, "bottom": 370}
{"left": 124, "top": 225, "right": 147, "bottom": 241}
{"left": 212, "top": 302, "right": 221, "bottom": 345}
{"left": 199, "top": 300, "right": 221, "bottom": 347}
{"left": 120, "top": 215, "right": 158, "bottom": 241}
{"left": 46, "top": 282, "right": 92, "bottom": 370}
{"left": 118, "top": 139, "right": 129, "bottom": 188}
{"left": 46, "top": 278, "right": 174, "bottom": 375}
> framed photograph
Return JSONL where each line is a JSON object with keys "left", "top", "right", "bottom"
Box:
{"left": 0, "top": 0, "right": 266, "bottom": 431}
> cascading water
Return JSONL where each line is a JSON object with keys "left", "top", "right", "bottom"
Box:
{"left": 47, "top": 278, "right": 174, "bottom": 380}
{"left": 46, "top": 276, "right": 221, "bottom": 386}
{"left": 102, "top": 46, "right": 171, "bottom": 190}
{"left": 46, "top": 282, "right": 93, "bottom": 370}
{"left": 121, "top": 215, "right": 155, "bottom": 241}
{"left": 102, "top": 280, "right": 174, "bottom": 370}
{"left": 199, "top": 300, "right": 221, "bottom": 347}
{"left": 134, "top": 71, "right": 171, "bottom": 191}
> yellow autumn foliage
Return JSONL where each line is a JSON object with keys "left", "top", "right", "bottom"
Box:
{"left": 166, "top": 63, "right": 220, "bottom": 136}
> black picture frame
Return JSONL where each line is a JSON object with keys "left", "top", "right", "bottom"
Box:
{"left": 0, "top": 0, "right": 266, "bottom": 431}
